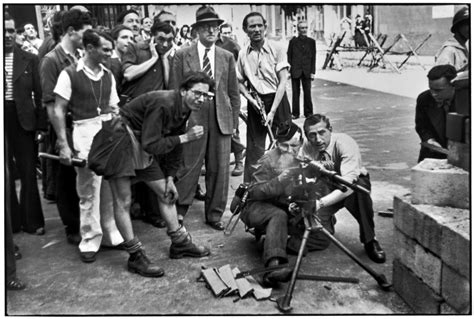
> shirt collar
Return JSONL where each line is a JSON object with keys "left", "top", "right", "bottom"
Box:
{"left": 76, "top": 58, "right": 107, "bottom": 79}
{"left": 246, "top": 39, "right": 269, "bottom": 54}
{"left": 197, "top": 41, "right": 215, "bottom": 56}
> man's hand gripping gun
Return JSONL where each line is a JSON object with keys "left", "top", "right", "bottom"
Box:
{"left": 248, "top": 90, "right": 276, "bottom": 150}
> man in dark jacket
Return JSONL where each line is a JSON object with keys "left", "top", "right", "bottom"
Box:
{"left": 415, "top": 64, "right": 457, "bottom": 162}
{"left": 4, "top": 12, "right": 45, "bottom": 235}
{"left": 287, "top": 20, "right": 316, "bottom": 119}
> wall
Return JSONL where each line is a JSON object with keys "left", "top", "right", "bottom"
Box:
{"left": 375, "top": 4, "right": 467, "bottom": 55}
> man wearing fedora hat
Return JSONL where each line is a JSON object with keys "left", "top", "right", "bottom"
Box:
{"left": 170, "top": 5, "right": 241, "bottom": 231}
{"left": 435, "top": 6, "right": 469, "bottom": 72}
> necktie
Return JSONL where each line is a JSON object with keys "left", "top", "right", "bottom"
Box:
{"left": 202, "top": 48, "right": 213, "bottom": 78}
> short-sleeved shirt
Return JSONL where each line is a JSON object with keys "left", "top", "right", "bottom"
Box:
{"left": 54, "top": 59, "right": 119, "bottom": 119}
{"left": 299, "top": 133, "right": 368, "bottom": 184}
{"left": 121, "top": 41, "right": 164, "bottom": 98}
{"left": 237, "top": 39, "right": 290, "bottom": 94}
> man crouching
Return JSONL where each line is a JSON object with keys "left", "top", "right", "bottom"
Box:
{"left": 239, "top": 122, "right": 303, "bottom": 286}
{"left": 89, "top": 71, "right": 212, "bottom": 277}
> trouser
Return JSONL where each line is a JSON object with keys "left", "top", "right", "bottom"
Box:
{"left": 230, "top": 128, "right": 245, "bottom": 159}
{"left": 241, "top": 201, "right": 288, "bottom": 266}
{"left": 243, "top": 92, "right": 291, "bottom": 183}
{"left": 4, "top": 101, "right": 44, "bottom": 233}
{"left": 176, "top": 100, "right": 231, "bottom": 222}
{"left": 5, "top": 134, "right": 17, "bottom": 282}
{"left": 73, "top": 116, "right": 123, "bottom": 252}
{"left": 291, "top": 76, "right": 313, "bottom": 118}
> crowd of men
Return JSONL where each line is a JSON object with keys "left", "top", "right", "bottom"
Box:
{"left": 5, "top": 5, "right": 469, "bottom": 292}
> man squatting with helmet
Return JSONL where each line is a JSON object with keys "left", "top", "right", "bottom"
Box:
{"left": 88, "top": 71, "right": 212, "bottom": 277}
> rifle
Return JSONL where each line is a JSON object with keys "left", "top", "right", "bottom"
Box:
{"left": 247, "top": 88, "right": 276, "bottom": 150}
{"left": 38, "top": 152, "right": 87, "bottom": 168}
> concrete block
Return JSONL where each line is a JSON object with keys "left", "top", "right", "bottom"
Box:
{"left": 411, "top": 159, "right": 469, "bottom": 209}
{"left": 414, "top": 244, "right": 442, "bottom": 293}
{"left": 393, "top": 258, "right": 442, "bottom": 314}
{"left": 441, "top": 219, "right": 471, "bottom": 279}
{"left": 448, "top": 140, "right": 470, "bottom": 172}
{"left": 393, "top": 229, "right": 416, "bottom": 271}
{"left": 441, "top": 264, "right": 471, "bottom": 314}
{"left": 393, "top": 196, "right": 468, "bottom": 257}
{"left": 440, "top": 302, "right": 459, "bottom": 314}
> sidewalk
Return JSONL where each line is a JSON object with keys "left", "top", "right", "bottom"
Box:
{"left": 315, "top": 44, "right": 433, "bottom": 99}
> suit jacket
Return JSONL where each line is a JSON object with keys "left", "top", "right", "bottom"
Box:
{"left": 169, "top": 43, "right": 240, "bottom": 135}
{"left": 415, "top": 90, "right": 454, "bottom": 161}
{"left": 10, "top": 45, "right": 43, "bottom": 131}
{"left": 287, "top": 36, "right": 316, "bottom": 78}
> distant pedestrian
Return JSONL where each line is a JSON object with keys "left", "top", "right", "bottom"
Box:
{"left": 287, "top": 20, "right": 316, "bottom": 119}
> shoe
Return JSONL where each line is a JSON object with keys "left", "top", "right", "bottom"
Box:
{"left": 143, "top": 217, "right": 167, "bottom": 228}
{"left": 205, "top": 221, "right": 224, "bottom": 231}
{"left": 364, "top": 239, "right": 386, "bottom": 263}
{"left": 169, "top": 234, "right": 210, "bottom": 259}
{"left": 128, "top": 250, "right": 164, "bottom": 277}
{"left": 66, "top": 233, "right": 81, "bottom": 245}
{"left": 7, "top": 278, "right": 26, "bottom": 290}
{"left": 231, "top": 162, "right": 244, "bottom": 176}
{"left": 194, "top": 184, "right": 206, "bottom": 201}
{"left": 80, "top": 251, "right": 97, "bottom": 263}
{"left": 262, "top": 258, "right": 292, "bottom": 287}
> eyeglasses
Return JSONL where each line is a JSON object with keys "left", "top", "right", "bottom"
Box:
{"left": 201, "top": 24, "right": 218, "bottom": 32}
{"left": 190, "top": 89, "right": 214, "bottom": 101}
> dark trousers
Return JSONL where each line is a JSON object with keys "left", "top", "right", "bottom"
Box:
{"left": 291, "top": 76, "right": 313, "bottom": 118}
{"left": 46, "top": 126, "right": 80, "bottom": 235}
{"left": 4, "top": 101, "right": 44, "bottom": 233}
{"left": 5, "top": 134, "right": 17, "bottom": 282}
{"left": 230, "top": 128, "right": 245, "bottom": 157}
{"left": 243, "top": 93, "right": 291, "bottom": 183}
{"left": 241, "top": 201, "right": 289, "bottom": 266}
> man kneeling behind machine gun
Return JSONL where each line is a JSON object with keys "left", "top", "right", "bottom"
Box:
{"left": 236, "top": 117, "right": 386, "bottom": 287}
{"left": 237, "top": 122, "right": 328, "bottom": 287}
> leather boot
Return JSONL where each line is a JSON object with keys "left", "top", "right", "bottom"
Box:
{"left": 128, "top": 249, "right": 165, "bottom": 277}
{"left": 232, "top": 151, "right": 244, "bottom": 176}
{"left": 169, "top": 226, "right": 210, "bottom": 259}
{"left": 262, "top": 258, "right": 292, "bottom": 287}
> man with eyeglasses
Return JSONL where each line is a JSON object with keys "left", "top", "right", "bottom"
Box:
{"left": 170, "top": 6, "right": 241, "bottom": 230}
{"left": 239, "top": 122, "right": 303, "bottom": 287}
{"left": 237, "top": 12, "right": 292, "bottom": 184}
{"left": 88, "top": 71, "right": 212, "bottom": 276}
{"left": 216, "top": 22, "right": 245, "bottom": 177}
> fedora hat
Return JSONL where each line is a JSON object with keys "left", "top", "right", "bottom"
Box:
{"left": 191, "top": 6, "right": 224, "bottom": 28}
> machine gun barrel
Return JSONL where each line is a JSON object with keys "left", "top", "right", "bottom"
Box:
{"left": 39, "top": 152, "right": 87, "bottom": 168}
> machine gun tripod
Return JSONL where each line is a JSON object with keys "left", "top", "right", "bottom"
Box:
{"left": 275, "top": 161, "right": 392, "bottom": 312}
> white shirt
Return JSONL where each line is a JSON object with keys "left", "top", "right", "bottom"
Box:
{"left": 54, "top": 59, "right": 119, "bottom": 112}
{"left": 197, "top": 41, "right": 215, "bottom": 77}
{"left": 5, "top": 52, "right": 13, "bottom": 101}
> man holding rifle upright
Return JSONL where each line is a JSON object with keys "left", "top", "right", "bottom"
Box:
{"left": 237, "top": 11, "right": 292, "bottom": 183}
{"left": 297, "top": 114, "right": 386, "bottom": 264}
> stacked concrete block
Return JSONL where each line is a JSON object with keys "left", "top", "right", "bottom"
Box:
{"left": 393, "top": 194, "right": 470, "bottom": 314}
{"left": 411, "top": 159, "right": 469, "bottom": 209}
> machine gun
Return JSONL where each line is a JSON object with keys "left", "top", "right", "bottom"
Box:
{"left": 248, "top": 88, "right": 276, "bottom": 150}
{"left": 274, "top": 160, "right": 392, "bottom": 312}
